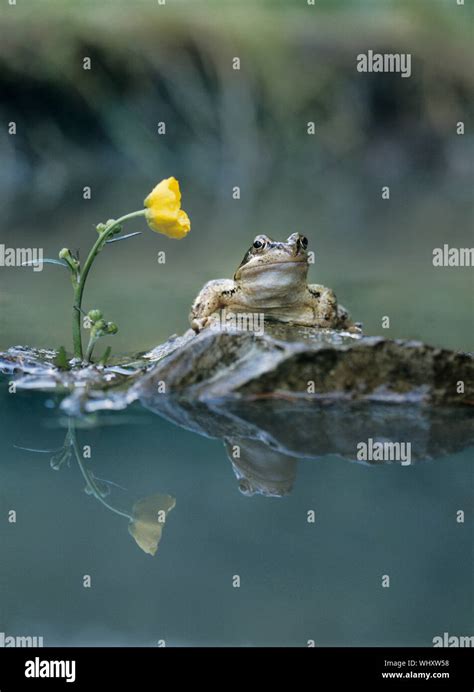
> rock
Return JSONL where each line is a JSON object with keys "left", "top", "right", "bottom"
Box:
{"left": 139, "top": 325, "right": 473, "bottom": 405}
{"left": 135, "top": 325, "right": 473, "bottom": 493}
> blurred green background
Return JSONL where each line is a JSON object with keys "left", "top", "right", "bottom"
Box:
{"left": 0, "top": 0, "right": 472, "bottom": 353}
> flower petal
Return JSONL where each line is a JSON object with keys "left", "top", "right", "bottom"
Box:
{"left": 144, "top": 177, "right": 191, "bottom": 239}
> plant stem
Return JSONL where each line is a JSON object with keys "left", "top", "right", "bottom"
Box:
{"left": 72, "top": 289, "right": 83, "bottom": 360}
{"left": 85, "top": 334, "right": 98, "bottom": 363}
{"left": 68, "top": 420, "right": 132, "bottom": 520}
{"left": 98, "top": 346, "right": 112, "bottom": 367}
{"left": 71, "top": 209, "right": 146, "bottom": 360}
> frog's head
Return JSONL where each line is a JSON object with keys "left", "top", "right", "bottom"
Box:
{"left": 234, "top": 233, "right": 309, "bottom": 291}
{"left": 224, "top": 438, "right": 297, "bottom": 498}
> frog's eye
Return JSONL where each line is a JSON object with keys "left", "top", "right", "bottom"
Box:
{"left": 301, "top": 236, "right": 308, "bottom": 249}
{"left": 253, "top": 239, "right": 265, "bottom": 250}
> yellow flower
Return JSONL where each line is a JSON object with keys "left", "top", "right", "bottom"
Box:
{"left": 144, "top": 177, "right": 191, "bottom": 239}
{"left": 128, "top": 493, "right": 176, "bottom": 556}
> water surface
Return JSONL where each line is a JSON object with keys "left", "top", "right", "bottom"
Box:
{"left": 0, "top": 388, "right": 471, "bottom": 647}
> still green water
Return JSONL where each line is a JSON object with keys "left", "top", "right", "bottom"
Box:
{"left": 0, "top": 385, "right": 472, "bottom": 647}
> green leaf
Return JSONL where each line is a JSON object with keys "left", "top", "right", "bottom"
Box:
{"left": 13, "top": 445, "right": 60, "bottom": 453}
{"left": 22, "top": 258, "right": 69, "bottom": 268}
{"left": 106, "top": 232, "right": 142, "bottom": 244}
{"left": 54, "top": 346, "right": 70, "bottom": 370}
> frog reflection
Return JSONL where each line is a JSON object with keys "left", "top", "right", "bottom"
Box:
{"left": 224, "top": 438, "right": 297, "bottom": 497}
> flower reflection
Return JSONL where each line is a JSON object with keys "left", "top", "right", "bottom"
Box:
{"left": 128, "top": 494, "right": 176, "bottom": 556}
{"left": 18, "top": 421, "right": 176, "bottom": 557}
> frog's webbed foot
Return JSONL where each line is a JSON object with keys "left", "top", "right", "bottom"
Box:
{"left": 191, "top": 316, "right": 212, "bottom": 332}
{"left": 307, "top": 284, "right": 361, "bottom": 332}
{"left": 337, "top": 305, "right": 363, "bottom": 334}
{"left": 189, "top": 278, "right": 236, "bottom": 332}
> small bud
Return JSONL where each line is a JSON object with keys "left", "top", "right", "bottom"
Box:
{"left": 59, "top": 248, "right": 79, "bottom": 271}
{"left": 96, "top": 223, "right": 107, "bottom": 233}
{"left": 106, "top": 322, "right": 118, "bottom": 335}
{"left": 94, "top": 319, "right": 107, "bottom": 332}
{"left": 87, "top": 309, "right": 103, "bottom": 322}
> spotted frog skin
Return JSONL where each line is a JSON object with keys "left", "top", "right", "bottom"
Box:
{"left": 189, "top": 233, "right": 360, "bottom": 333}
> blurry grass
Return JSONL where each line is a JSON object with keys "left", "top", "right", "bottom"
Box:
{"left": 0, "top": 0, "right": 472, "bottom": 353}
{"left": 0, "top": 0, "right": 472, "bottom": 210}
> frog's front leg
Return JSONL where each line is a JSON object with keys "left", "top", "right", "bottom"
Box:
{"left": 307, "top": 283, "right": 361, "bottom": 332}
{"left": 189, "top": 279, "right": 236, "bottom": 332}
{"left": 306, "top": 283, "right": 338, "bottom": 327}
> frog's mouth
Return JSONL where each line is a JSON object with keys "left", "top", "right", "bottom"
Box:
{"left": 239, "top": 258, "right": 307, "bottom": 275}
{"left": 235, "top": 258, "right": 308, "bottom": 286}
{"left": 264, "top": 259, "right": 306, "bottom": 267}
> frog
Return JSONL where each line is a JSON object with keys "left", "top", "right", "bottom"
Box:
{"left": 189, "top": 233, "right": 361, "bottom": 333}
